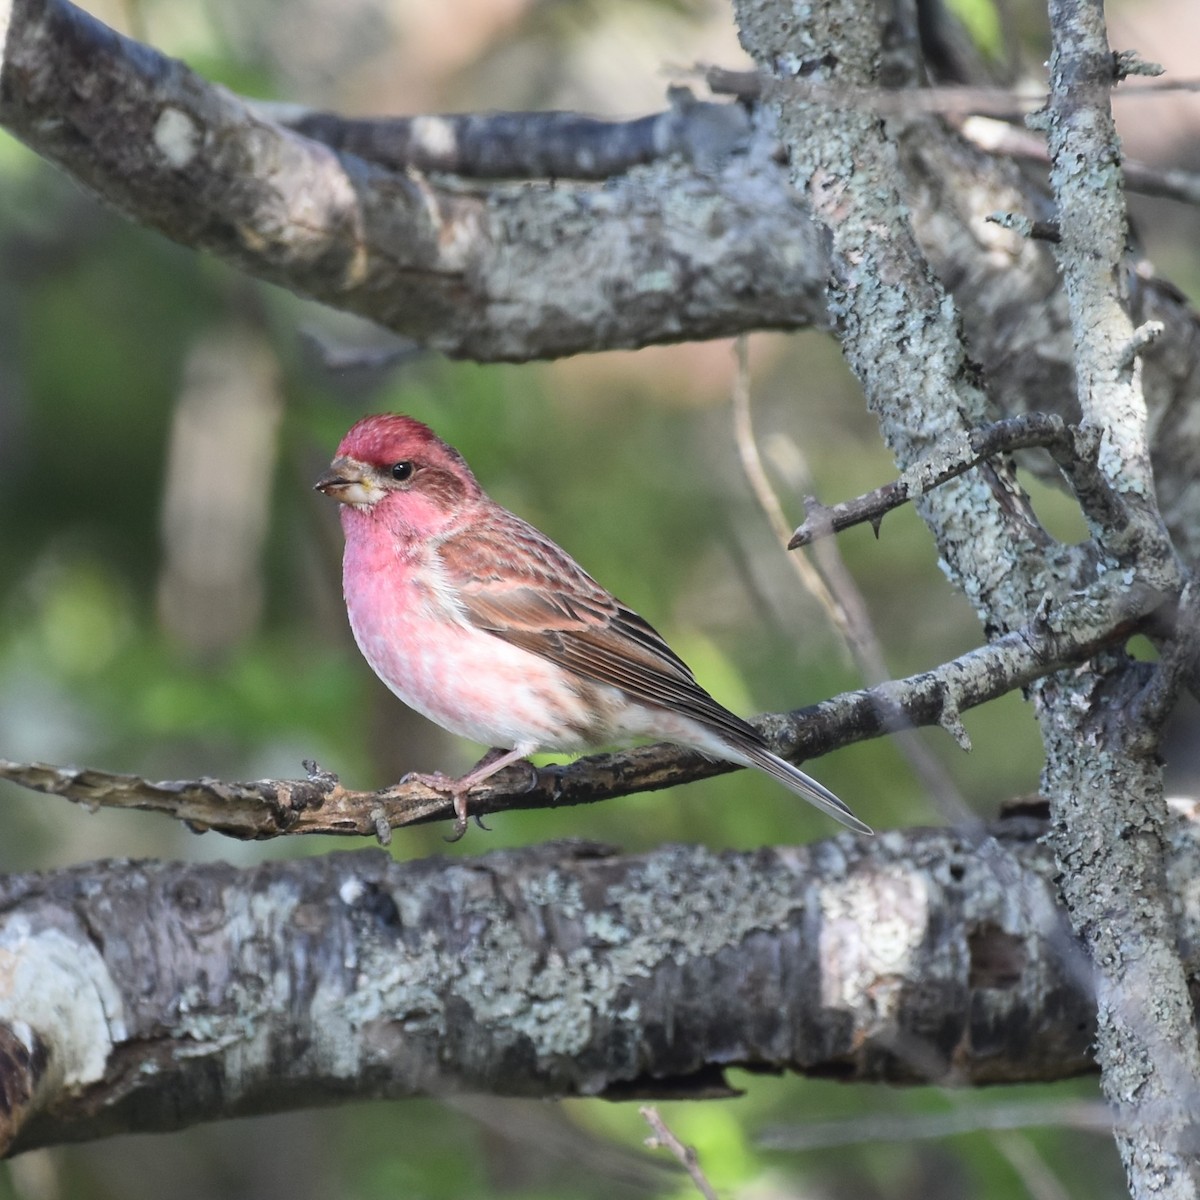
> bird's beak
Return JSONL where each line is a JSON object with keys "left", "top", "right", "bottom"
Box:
{"left": 313, "top": 456, "right": 385, "bottom": 508}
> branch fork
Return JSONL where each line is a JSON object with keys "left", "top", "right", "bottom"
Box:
{"left": 788, "top": 413, "right": 1118, "bottom": 549}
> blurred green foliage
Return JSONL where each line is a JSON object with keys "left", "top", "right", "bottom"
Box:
{"left": 944, "top": 0, "right": 1003, "bottom": 58}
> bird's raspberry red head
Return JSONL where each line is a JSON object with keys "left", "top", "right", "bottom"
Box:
{"left": 335, "top": 414, "right": 464, "bottom": 471}
{"left": 315, "top": 413, "right": 483, "bottom": 534}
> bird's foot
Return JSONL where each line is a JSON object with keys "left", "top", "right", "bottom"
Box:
{"left": 402, "top": 746, "right": 536, "bottom": 841}
{"left": 401, "top": 771, "right": 490, "bottom": 842}
{"left": 448, "top": 787, "right": 491, "bottom": 842}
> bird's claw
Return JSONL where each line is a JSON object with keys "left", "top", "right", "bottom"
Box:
{"left": 442, "top": 790, "right": 489, "bottom": 842}
{"left": 399, "top": 770, "right": 479, "bottom": 839}
{"left": 535, "top": 762, "right": 567, "bottom": 803}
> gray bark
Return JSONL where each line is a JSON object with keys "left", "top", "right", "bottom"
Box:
{"left": 1033, "top": 2, "right": 1200, "bottom": 1193}
{"left": 0, "top": 0, "right": 828, "bottom": 362}
{"left": 2, "top": 0, "right": 1200, "bottom": 563}
{"left": 731, "top": 0, "right": 1200, "bottom": 1195}
{"left": 7, "top": 814, "right": 1191, "bottom": 1156}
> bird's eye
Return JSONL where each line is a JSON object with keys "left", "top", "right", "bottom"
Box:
{"left": 390, "top": 461, "right": 414, "bottom": 482}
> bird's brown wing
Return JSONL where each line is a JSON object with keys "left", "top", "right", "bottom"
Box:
{"left": 436, "top": 514, "right": 767, "bottom": 748}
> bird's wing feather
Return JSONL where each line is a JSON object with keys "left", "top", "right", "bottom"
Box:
{"left": 436, "top": 514, "right": 768, "bottom": 748}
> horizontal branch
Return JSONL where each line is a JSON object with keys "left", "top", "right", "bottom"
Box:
{"left": 962, "top": 115, "right": 1200, "bottom": 210}
{"left": 788, "top": 412, "right": 1130, "bottom": 551}
{"left": 0, "top": 0, "right": 827, "bottom": 361}
{"left": 12, "top": 811, "right": 1198, "bottom": 1154}
{"left": 275, "top": 87, "right": 751, "bottom": 180}
{"left": 5, "top": 1, "right": 1200, "bottom": 562}
{"left": 0, "top": 572, "right": 1162, "bottom": 840}
{"left": 706, "top": 64, "right": 1200, "bottom": 113}
{"left": 789, "top": 413, "right": 1077, "bottom": 547}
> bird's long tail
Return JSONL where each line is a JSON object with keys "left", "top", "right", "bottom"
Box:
{"left": 734, "top": 742, "right": 872, "bottom": 834}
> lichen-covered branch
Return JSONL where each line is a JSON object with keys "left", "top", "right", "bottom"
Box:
{"left": 734, "top": 1, "right": 1050, "bottom": 641}
{"left": 275, "top": 87, "right": 751, "bottom": 180}
{"left": 1030, "top": 3, "right": 1200, "bottom": 1195}
{"left": 731, "top": 1, "right": 1197, "bottom": 1195}
{"left": 0, "top": 0, "right": 828, "bottom": 362}
{"left": 889, "top": 102, "right": 1200, "bottom": 565}
{"left": 12, "top": 812, "right": 1200, "bottom": 1156}
{"left": 0, "top": 570, "right": 1157, "bottom": 840}
{"left": 786, "top": 413, "right": 1122, "bottom": 548}
{"left": 4, "top": 0, "right": 1200, "bottom": 559}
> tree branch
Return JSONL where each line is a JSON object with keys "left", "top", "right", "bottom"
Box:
{"left": 789, "top": 411, "right": 1140, "bottom": 572}
{"left": 731, "top": 1, "right": 1196, "bottom": 1192}
{"left": 0, "top": 569, "right": 1158, "bottom": 840}
{"left": 1030, "top": 3, "right": 1200, "bottom": 1193}
{"left": 12, "top": 811, "right": 1200, "bottom": 1156}
{"left": 274, "top": 87, "right": 751, "bottom": 180}
{"left": 640, "top": 1107, "right": 719, "bottom": 1200}
{"left": 6, "top": 0, "right": 1200, "bottom": 568}
{"left": 0, "top": 0, "right": 828, "bottom": 362}
{"left": 735, "top": 0, "right": 1055, "bottom": 646}
{"left": 786, "top": 413, "right": 1128, "bottom": 549}
{"left": 962, "top": 115, "right": 1200, "bottom": 210}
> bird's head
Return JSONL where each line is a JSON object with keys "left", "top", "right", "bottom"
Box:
{"left": 314, "top": 414, "right": 483, "bottom": 533}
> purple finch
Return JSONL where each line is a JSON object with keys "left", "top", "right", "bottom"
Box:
{"left": 316, "top": 414, "right": 869, "bottom": 838}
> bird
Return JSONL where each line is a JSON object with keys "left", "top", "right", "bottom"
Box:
{"left": 314, "top": 413, "right": 870, "bottom": 839}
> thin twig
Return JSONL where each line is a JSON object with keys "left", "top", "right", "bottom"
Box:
{"left": 963, "top": 115, "right": 1200, "bottom": 209}
{"left": 640, "top": 1107, "right": 719, "bottom": 1200}
{"left": 993, "top": 1131, "right": 1073, "bottom": 1200}
{"left": 788, "top": 413, "right": 1131, "bottom": 552}
{"left": 730, "top": 336, "right": 853, "bottom": 643}
{"left": 0, "top": 571, "right": 1160, "bottom": 840}
{"left": 766, "top": 434, "right": 977, "bottom": 823}
{"left": 1131, "top": 578, "right": 1200, "bottom": 739}
{"left": 986, "top": 211, "right": 1062, "bottom": 243}
{"left": 759, "top": 1098, "right": 1112, "bottom": 1150}
{"left": 787, "top": 414, "right": 1074, "bottom": 548}
{"left": 730, "top": 342, "right": 975, "bottom": 818}
{"left": 704, "top": 64, "right": 1200, "bottom": 110}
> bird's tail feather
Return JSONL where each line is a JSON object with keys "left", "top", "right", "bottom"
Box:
{"left": 737, "top": 742, "right": 872, "bottom": 835}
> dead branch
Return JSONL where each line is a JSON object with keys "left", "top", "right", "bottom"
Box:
{"left": 788, "top": 414, "right": 1077, "bottom": 547}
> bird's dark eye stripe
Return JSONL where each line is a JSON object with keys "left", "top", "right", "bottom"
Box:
{"left": 390, "top": 461, "right": 414, "bottom": 481}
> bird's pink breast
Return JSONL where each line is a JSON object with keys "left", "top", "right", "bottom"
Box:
{"left": 340, "top": 515, "right": 604, "bottom": 752}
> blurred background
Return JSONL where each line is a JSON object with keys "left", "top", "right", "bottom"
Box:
{"left": 1, "top": 0, "right": 1198, "bottom": 1195}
